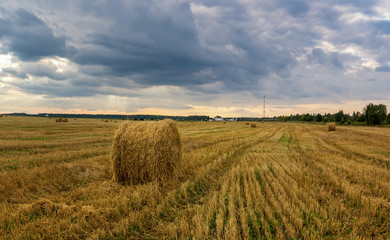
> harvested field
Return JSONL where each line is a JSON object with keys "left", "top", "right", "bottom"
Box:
{"left": 0, "top": 117, "right": 389, "bottom": 239}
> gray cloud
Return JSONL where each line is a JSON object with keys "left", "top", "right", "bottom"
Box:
{"left": 307, "top": 48, "right": 344, "bottom": 68}
{"left": 0, "top": 8, "right": 75, "bottom": 61}
{"left": 376, "top": 65, "right": 390, "bottom": 72}
{"left": 0, "top": 0, "right": 390, "bottom": 115}
{"left": 70, "top": 0, "right": 296, "bottom": 90}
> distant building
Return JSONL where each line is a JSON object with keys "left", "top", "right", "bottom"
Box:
{"left": 227, "top": 118, "right": 237, "bottom": 122}
{"left": 213, "top": 117, "right": 224, "bottom": 122}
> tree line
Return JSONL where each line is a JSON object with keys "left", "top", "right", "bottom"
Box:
{"left": 279, "top": 103, "right": 390, "bottom": 126}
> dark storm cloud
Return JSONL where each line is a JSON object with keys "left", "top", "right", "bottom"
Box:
{"left": 70, "top": 0, "right": 296, "bottom": 89}
{"left": 74, "top": 1, "right": 209, "bottom": 78}
{"left": 0, "top": 0, "right": 389, "bottom": 107}
{"left": 0, "top": 8, "right": 73, "bottom": 61}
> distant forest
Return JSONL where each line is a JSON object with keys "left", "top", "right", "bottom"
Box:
{"left": 278, "top": 103, "right": 390, "bottom": 126}
{"left": 3, "top": 103, "right": 389, "bottom": 126}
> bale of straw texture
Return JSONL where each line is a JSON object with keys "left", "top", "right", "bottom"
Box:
{"left": 250, "top": 123, "right": 257, "bottom": 128}
{"left": 62, "top": 118, "right": 68, "bottom": 122}
{"left": 326, "top": 122, "right": 336, "bottom": 131}
{"left": 245, "top": 122, "right": 249, "bottom": 125}
{"left": 55, "top": 118, "right": 62, "bottom": 122}
{"left": 111, "top": 119, "right": 182, "bottom": 185}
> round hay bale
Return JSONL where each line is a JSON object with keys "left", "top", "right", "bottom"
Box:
{"left": 326, "top": 122, "right": 336, "bottom": 131}
{"left": 111, "top": 119, "right": 182, "bottom": 185}
{"left": 55, "top": 118, "right": 62, "bottom": 122}
{"left": 62, "top": 118, "right": 68, "bottom": 122}
{"left": 250, "top": 123, "right": 257, "bottom": 128}
{"left": 245, "top": 122, "right": 249, "bottom": 125}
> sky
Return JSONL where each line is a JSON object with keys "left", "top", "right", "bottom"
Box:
{"left": 1, "top": 0, "right": 390, "bottom": 117}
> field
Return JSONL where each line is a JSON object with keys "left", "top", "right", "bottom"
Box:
{"left": 0, "top": 117, "right": 389, "bottom": 239}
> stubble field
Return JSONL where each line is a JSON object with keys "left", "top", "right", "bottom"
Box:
{"left": 0, "top": 116, "right": 389, "bottom": 239}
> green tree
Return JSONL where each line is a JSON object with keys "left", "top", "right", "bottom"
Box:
{"left": 315, "top": 113, "right": 323, "bottom": 122}
{"left": 387, "top": 113, "right": 390, "bottom": 124}
{"left": 323, "top": 117, "right": 329, "bottom": 122}
{"left": 279, "top": 116, "right": 287, "bottom": 122}
{"left": 363, "top": 103, "right": 387, "bottom": 125}
{"left": 334, "top": 110, "right": 344, "bottom": 122}
{"left": 304, "top": 113, "right": 313, "bottom": 122}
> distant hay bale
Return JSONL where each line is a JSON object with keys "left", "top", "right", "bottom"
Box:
{"left": 62, "top": 118, "right": 68, "bottom": 122}
{"left": 55, "top": 118, "right": 62, "bottom": 122}
{"left": 250, "top": 123, "right": 257, "bottom": 128}
{"left": 223, "top": 121, "right": 226, "bottom": 124}
{"left": 0, "top": 115, "right": 3, "bottom": 117}
{"left": 111, "top": 119, "right": 182, "bottom": 185}
{"left": 245, "top": 122, "right": 249, "bottom": 125}
{"left": 105, "top": 120, "right": 109, "bottom": 122}
{"left": 327, "top": 122, "right": 336, "bottom": 131}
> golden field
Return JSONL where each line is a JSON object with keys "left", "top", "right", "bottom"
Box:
{"left": 0, "top": 117, "right": 389, "bottom": 239}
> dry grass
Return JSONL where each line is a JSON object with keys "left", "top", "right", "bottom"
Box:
{"left": 0, "top": 117, "right": 390, "bottom": 239}
{"left": 327, "top": 122, "right": 336, "bottom": 131}
{"left": 111, "top": 119, "right": 181, "bottom": 185}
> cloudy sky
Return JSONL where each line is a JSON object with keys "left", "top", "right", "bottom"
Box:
{"left": 1, "top": 0, "right": 389, "bottom": 117}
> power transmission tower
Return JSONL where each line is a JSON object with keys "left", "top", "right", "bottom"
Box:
{"left": 263, "top": 96, "right": 266, "bottom": 119}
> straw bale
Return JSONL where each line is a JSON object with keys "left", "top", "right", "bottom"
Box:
{"left": 111, "top": 119, "right": 182, "bottom": 185}
{"left": 245, "top": 122, "right": 249, "bottom": 125}
{"left": 326, "top": 122, "right": 336, "bottom": 131}
{"left": 62, "top": 118, "right": 68, "bottom": 122}
{"left": 55, "top": 118, "right": 62, "bottom": 122}
{"left": 250, "top": 123, "right": 257, "bottom": 128}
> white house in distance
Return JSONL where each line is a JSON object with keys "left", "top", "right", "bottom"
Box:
{"left": 213, "top": 117, "right": 224, "bottom": 122}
